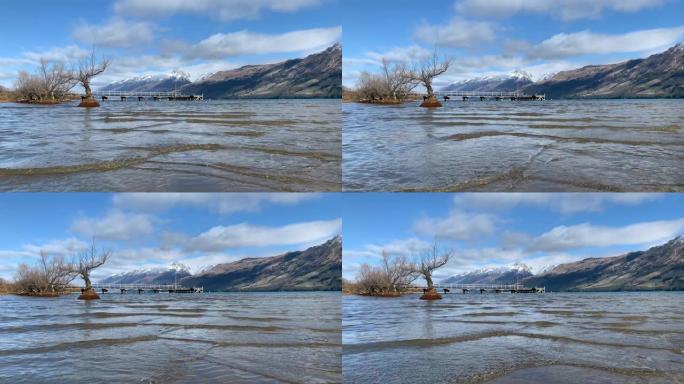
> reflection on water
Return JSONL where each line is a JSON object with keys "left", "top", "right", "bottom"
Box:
{"left": 0, "top": 100, "right": 341, "bottom": 191}
{"left": 343, "top": 100, "right": 684, "bottom": 191}
{"left": 343, "top": 292, "right": 684, "bottom": 384}
{"left": 0, "top": 292, "right": 341, "bottom": 383}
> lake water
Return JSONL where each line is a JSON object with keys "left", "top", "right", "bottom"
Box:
{"left": 343, "top": 292, "right": 684, "bottom": 384}
{"left": 0, "top": 100, "right": 341, "bottom": 191}
{"left": 343, "top": 100, "right": 684, "bottom": 191}
{"left": 0, "top": 292, "right": 341, "bottom": 383}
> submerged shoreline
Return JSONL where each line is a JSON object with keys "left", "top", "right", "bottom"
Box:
{"left": 343, "top": 99, "right": 684, "bottom": 192}
{"left": 0, "top": 99, "right": 341, "bottom": 192}
{"left": 343, "top": 292, "right": 684, "bottom": 384}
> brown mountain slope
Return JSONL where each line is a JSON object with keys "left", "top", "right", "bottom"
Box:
{"left": 524, "top": 43, "right": 684, "bottom": 98}
{"left": 182, "top": 237, "right": 342, "bottom": 291}
{"left": 181, "top": 44, "right": 342, "bottom": 99}
{"left": 523, "top": 236, "right": 684, "bottom": 291}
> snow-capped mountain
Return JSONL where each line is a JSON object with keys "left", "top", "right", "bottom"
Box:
{"left": 99, "top": 263, "right": 192, "bottom": 285}
{"left": 441, "top": 70, "right": 534, "bottom": 92}
{"left": 99, "top": 71, "right": 192, "bottom": 92}
{"left": 442, "top": 263, "right": 533, "bottom": 285}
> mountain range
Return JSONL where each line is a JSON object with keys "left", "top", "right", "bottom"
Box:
{"left": 442, "top": 263, "right": 533, "bottom": 285}
{"left": 441, "top": 236, "right": 683, "bottom": 291}
{"left": 99, "top": 44, "right": 342, "bottom": 99}
{"left": 523, "top": 236, "right": 684, "bottom": 291}
{"left": 441, "top": 71, "right": 534, "bottom": 93}
{"left": 99, "top": 262, "right": 192, "bottom": 285}
{"left": 98, "top": 237, "right": 342, "bottom": 291}
{"left": 441, "top": 43, "right": 684, "bottom": 98}
{"left": 99, "top": 72, "right": 191, "bottom": 93}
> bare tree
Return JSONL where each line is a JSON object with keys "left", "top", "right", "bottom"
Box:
{"left": 354, "top": 59, "right": 418, "bottom": 103}
{"left": 76, "top": 50, "right": 109, "bottom": 105}
{"left": 410, "top": 51, "right": 452, "bottom": 105}
{"left": 38, "top": 59, "right": 78, "bottom": 101}
{"left": 381, "top": 59, "right": 418, "bottom": 101}
{"left": 406, "top": 244, "right": 452, "bottom": 299}
{"left": 72, "top": 242, "right": 111, "bottom": 299}
{"left": 355, "top": 263, "right": 386, "bottom": 295}
{"left": 381, "top": 251, "right": 415, "bottom": 292}
{"left": 0, "top": 277, "right": 12, "bottom": 294}
{"left": 14, "top": 263, "right": 43, "bottom": 293}
{"left": 15, "top": 71, "right": 44, "bottom": 101}
{"left": 38, "top": 251, "right": 78, "bottom": 292}
{"left": 12, "top": 252, "right": 76, "bottom": 295}
{"left": 14, "top": 59, "right": 77, "bottom": 102}
{"left": 356, "top": 71, "right": 386, "bottom": 101}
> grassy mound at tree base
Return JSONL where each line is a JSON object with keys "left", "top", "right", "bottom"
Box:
{"left": 78, "top": 98, "right": 100, "bottom": 108}
{"left": 420, "top": 289, "right": 442, "bottom": 300}
{"left": 78, "top": 289, "right": 100, "bottom": 300}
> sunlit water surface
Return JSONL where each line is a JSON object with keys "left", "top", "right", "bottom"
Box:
{"left": 0, "top": 292, "right": 341, "bottom": 383}
{"left": 343, "top": 292, "right": 684, "bottom": 384}
{"left": 0, "top": 100, "right": 341, "bottom": 191}
{"left": 343, "top": 100, "right": 684, "bottom": 191}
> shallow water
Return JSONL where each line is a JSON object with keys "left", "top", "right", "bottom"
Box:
{"left": 0, "top": 292, "right": 341, "bottom": 383}
{"left": 342, "top": 99, "right": 684, "bottom": 191}
{"left": 0, "top": 100, "right": 341, "bottom": 191}
{"left": 343, "top": 292, "right": 684, "bottom": 384}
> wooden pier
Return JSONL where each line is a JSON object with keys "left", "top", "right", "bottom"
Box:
{"left": 403, "top": 283, "right": 545, "bottom": 294}
{"left": 435, "top": 91, "right": 545, "bottom": 101}
{"left": 92, "top": 91, "right": 204, "bottom": 101}
{"left": 91, "top": 283, "right": 204, "bottom": 294}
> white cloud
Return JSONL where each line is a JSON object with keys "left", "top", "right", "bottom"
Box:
{"left": 71, "top": 211, "right": 155, "bottom": 241}
{"left": 524, "top": 27, "right": 684, "bottom": 59}
{"left": 455, "top": 0, "right": 665, "bottom": 21}
{"left": 528, "top": 219, "right": 684, "bottom": 252}
{"left": 414, "top": 17, "right": 498, "bottom": 48}
{"left": 184, "top": 27, "right": 341, "bottom": 59}
{"left": 453, "top": 193, "right": 663, "bottom": 214}
{"left": 72, "top": 19, "right": 155, "bottom": 48}
{"left": 366, "top": 45, "right": 432, "bottom": 64}
{"left": 23, "top": 45, "right": 89, "bottom": 64}
{"left": 112, "top": 193, "right": 320, "bottom": 214}
{"left": 114, "top": 0, "right": 324, "bottom": 21}
{"left": 413, "top": 210, "right": 498, "bottom": 240}
{"left": 182, "top": 219, "right": 341, "bottom": 252}
{"left": 342, "top": 237, "right": 432, "bottom": 279}
{"left": 23, "top": 238, "right": 90, "bottom": 257}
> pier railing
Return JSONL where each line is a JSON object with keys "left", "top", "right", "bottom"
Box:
{"left": 92, "top": 283, "right": 181, "bottom": 290}
{"left": 91, "top": 91, "right": 204, "bottom": 100}
{"left": 436, "top": 91, "right": 522, "bottom": 97}
{"left": 434, "top": 90, "right": 545, "bottom": 100}
{"left": 398, "top": 282, "right": 545, "bottom": 293}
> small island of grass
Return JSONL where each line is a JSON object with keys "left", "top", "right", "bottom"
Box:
{"left": 344, "top": 245, "right": 452, "bottom": 300}
{"left": 344, "top": 52, "right": 452, "bottom": 108}
{"left": 0, "top": 50, "right": 109, "bottom": 107}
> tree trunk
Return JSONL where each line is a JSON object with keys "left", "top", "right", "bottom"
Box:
{"left": 78, "top": 271, "right": 99, "bottom": 300}
{"left": 78, "top": 79, "right": 100, "bottom": 107}
{"left": 420, "top": 80, "right": 442, "bottom": 108}
{"left": 420, "top": 272, "right": 442, "bottom": 300}
{"left": 83, "top": 79, "right": 92, "bottom": 99}
{"left": 83, "top": 273, "right": 92, "bottom": 291}
{"left": 425, "top": 82, "right": 434, "bottom": 98}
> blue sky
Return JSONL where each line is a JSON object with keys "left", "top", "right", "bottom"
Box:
{"left": 342, "top": 193, "right": 684, "bottom": 281}
{"left": 0, "top": 0, "right": 341, "bottom": 87}
{"left": 0, "top": 193, "right": 342, "bottom": 281}
{"left": 342, "top": 0, "right": 684, "bottom": 88}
